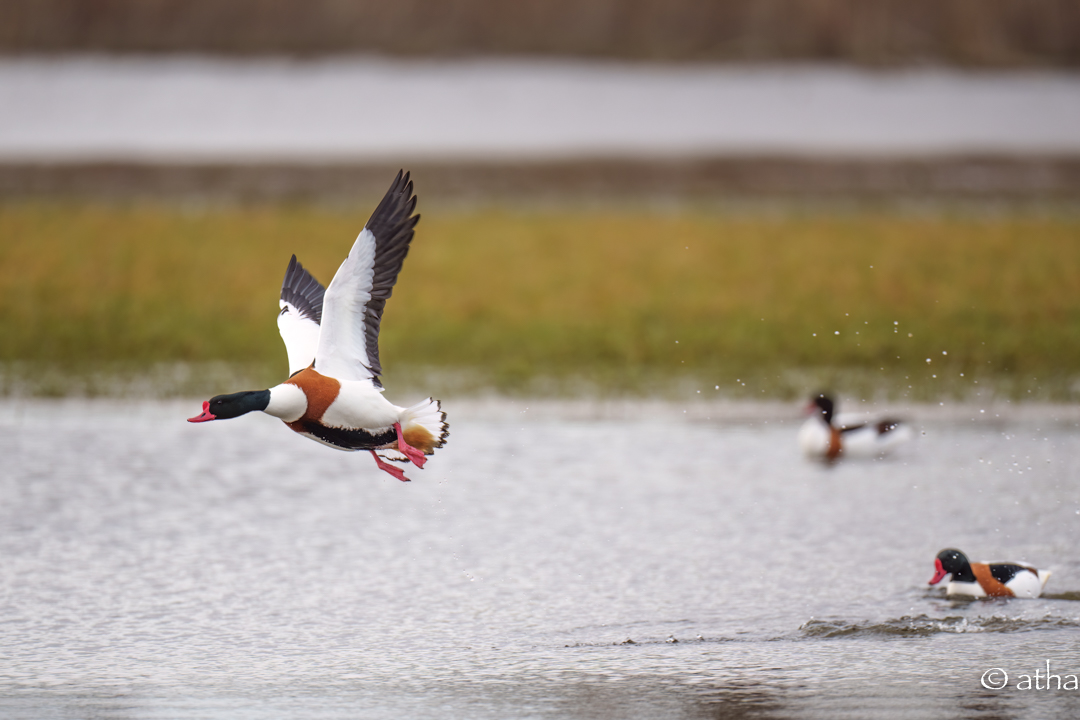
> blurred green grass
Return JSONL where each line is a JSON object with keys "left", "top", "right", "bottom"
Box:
{"left": 2, "top": 202, "right": 1078, "bottom": 399}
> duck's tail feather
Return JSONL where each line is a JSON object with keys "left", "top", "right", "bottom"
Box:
{"left": 400, "top": 398, "right": 449, "bottom": 455}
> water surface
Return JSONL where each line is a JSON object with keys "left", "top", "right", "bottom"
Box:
{"left": 0, "top": 398, "right": 1078, "bottom": 719}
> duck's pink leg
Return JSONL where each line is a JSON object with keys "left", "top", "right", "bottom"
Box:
{"left": 394, "top": 422, "right": 427, "bottom": 468}
{"left": 370, "top": 450, "right": 410, "bottom": 482}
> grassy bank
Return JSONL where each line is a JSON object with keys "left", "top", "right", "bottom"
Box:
{"left": 2, "top": 202, "right": 1078, "bottom": 400}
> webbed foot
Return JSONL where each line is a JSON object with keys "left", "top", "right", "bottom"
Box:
{"left": 394, "top": 422, "right": 427, "bottom": 468}
{"left": 370, "top": 450, "right": 410, "bottom": 482}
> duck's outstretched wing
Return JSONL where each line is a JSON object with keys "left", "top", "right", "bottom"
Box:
{"left": 314, "top": 170, "right": 419, "bottom": 388}
{"left": 278, "top": 254, "right": 326, "bottom": 375}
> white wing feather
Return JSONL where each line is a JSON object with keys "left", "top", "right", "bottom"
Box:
{"left": 277, "top": 301, "right": 322, "bottom": 375}
{"left": 310, "top": 170, "right": 418, "bottom": 386}
{"left": 276, "top": 254, "right": 326, "bottom": 376}
{"left": 314, "top": 228, "right": 379, "bottom": 383}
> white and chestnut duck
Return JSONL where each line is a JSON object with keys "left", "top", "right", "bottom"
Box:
{"left": 929, "top": 548, "right": 1051, "bottom": 598}
{"left": 188, "top": 171, "right": 448, "bottom": 482}
{"left": 797, "top": 393, "right": 912, "bottom": 462}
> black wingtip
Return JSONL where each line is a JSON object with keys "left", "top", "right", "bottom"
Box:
{"left": 365, "top": 171, "right": 420, "bottom": 241}
{"left": 359, "top": 171, "right": 421, "bottom": 378}
{"left": 280, "top": 254, "right": 327, "bottom": 325}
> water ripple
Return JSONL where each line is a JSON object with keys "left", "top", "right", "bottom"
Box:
{"left": 800, "top": 614, "right": 1080, "bottom": 638}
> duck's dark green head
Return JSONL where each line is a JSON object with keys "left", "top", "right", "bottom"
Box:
{"left": 930, "top": 548, "right": 972, "bottom": 585}
{"left": 188, "top": 390, "right": 270, "bottom": 422}
{"left": 807, "top": 393, "right": 835, "bottom": 424}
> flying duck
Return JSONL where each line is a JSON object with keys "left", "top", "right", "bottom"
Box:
{"left": 929, "top": 548, "right": 1051, "bottom": 598}
{"left": 797, "top": 393, "right": 912, "bottom": 462}
{"left": 188, "top": 171, "right": 448, "bottom": 482}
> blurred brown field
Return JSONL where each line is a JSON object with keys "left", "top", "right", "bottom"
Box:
{"left": 5, "top": 160, "right": 1080, "bottom": 204}
{"left": 1, "top": 0, "right": 1078, "bottom": 66}
{"left": 2, "top": 202, "right": 1078, "bottom": 399}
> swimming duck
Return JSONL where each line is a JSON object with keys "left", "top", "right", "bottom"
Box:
{"left": 797, "top": 393, "right": 912, "bottom": 462}
{"left": 188, "top": 171, "right": 448, "bottom": 482}
{"left": 929, "top": 548, "right": 1051, "bottom": 598}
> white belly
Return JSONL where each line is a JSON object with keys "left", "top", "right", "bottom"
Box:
{"left": 945, "top": 580, "right": 986, "bottom": 598}
{"left": 320, "top": 380, "right": 402, "bottom": 430}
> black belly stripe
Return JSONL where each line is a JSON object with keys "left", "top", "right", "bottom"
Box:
{"left": 298, "top": 422, "right": 396, "bottom": 450}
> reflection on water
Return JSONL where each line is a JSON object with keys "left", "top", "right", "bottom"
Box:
{"left": 0, "top": 399, "right": 1078, "bottom": 719}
